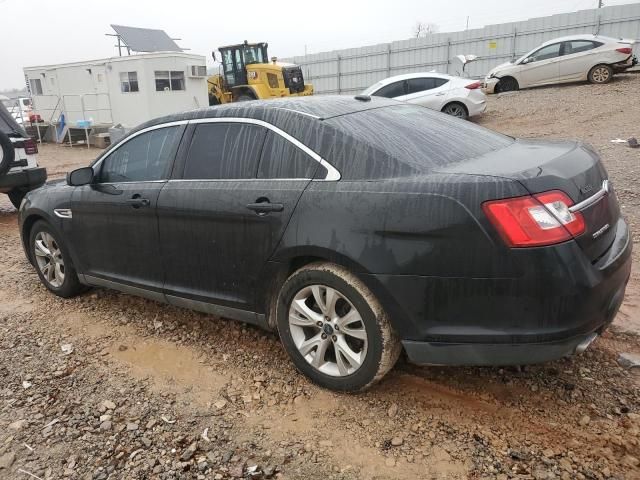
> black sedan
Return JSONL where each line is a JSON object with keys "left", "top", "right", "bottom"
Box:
{"left": 19, "top": 96, "right": 631, "bottom": 392}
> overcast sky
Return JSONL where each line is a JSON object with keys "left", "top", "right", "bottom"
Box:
{"left": 0, "top": 0, "right": 636, "bottom": 90}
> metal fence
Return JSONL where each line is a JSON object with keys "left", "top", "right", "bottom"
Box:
{"left": 282, "top": 3, "right": 640, "bottom": 95}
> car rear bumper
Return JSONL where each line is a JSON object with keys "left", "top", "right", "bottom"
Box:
{"left": 403, "top": 332, "right": 600, "bottom": 366}
{"left": 0, "top": 167, "right": 47, "bottom": 193}
{"left": 368, "top": 217, "right": 632, "bottom": 366}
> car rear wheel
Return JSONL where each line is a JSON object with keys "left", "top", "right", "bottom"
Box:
{"left": 0, "top": 130, "right": 15, "bottom": 176}
{"left": 588, "top": 64, "right": 613, "bottom": 84}
{"left": 29, "top": 220, "right": 86, "bottom": 298}
{"left": 496, "top": 77, "right": 519, "bottom": 93}
{"left": 276, "top": 262, "right": 401, "bottom": 392}
{"left": 441, "top": 102, "right": 469, "bottom": 119}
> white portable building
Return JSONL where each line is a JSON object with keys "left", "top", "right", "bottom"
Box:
{"left": 23, "top": 52, "right": 208, "bottom": 130}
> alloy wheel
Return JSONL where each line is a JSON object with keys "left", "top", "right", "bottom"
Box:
{"left": 443, "top": 104, "right": 467, "bottom": 118}
{"left": 288, "top": 284, "right": 368, "bottom": 377}
{"left": 34, "top": 231, "right": 65, "bottom": 288}
{"left": 592, "top": 66, "right": 610, "bottom": 83}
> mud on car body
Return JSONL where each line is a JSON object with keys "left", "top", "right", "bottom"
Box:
{"left": 18, "top": 96, "right": 632, "bottom": 391}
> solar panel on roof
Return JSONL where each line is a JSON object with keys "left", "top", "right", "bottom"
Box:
{"left": 110, "top": 24, "right": 182, "bottom": 53}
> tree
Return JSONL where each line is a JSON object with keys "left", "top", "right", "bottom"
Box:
{"left": 414, "top": 22, "right": 439, "bottom": 38}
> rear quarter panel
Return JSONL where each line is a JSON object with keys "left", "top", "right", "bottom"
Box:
{"left": 273, "top": 174, "right": 527, "bottom": 278}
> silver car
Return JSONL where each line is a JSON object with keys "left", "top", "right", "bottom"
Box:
{"left": 484, "top": 34, "right": 636, "bottom": 93}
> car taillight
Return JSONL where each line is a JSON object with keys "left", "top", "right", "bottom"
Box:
{"left": 465, "top": 81, "right": 482, "bottom": 90}
{"left": 24, "top": 138, "right": 38, "bottom": 155}
{"left": 482, "top": 191, "right": 585, "bottom": 247}
{"left": 616, "top": 47, "right": 633, "bottom": 55}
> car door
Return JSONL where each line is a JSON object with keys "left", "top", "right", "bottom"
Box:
{"left": 157, "top": 119, "right": 321, "bottom": 319}
{"left": 519, "top": 42, "right": 563, "bottom": 87}
{"left": 371, "top": 80, "right": 407, "bottom": 99}
{"left": 402, "top": 77, "right": 450, "bottom": 110}
{"left": 69, "top": 123, "right": 184, "bottom": 296}
{"left": 559, "top": 40, "right": 602, "bottom": 81}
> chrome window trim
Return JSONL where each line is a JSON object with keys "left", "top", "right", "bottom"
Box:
{"left": 569, "top": 180, "right": 609, "bottom": 213}
{"left": 168, "top": 178, "right": 312, "bottom": 183}
{"left": 188, "top": 117, "right": 341, "bottom": 181}
{"left": 271, "top": 107, "right": 321, "bottom": 119}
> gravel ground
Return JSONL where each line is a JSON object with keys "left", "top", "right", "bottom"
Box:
{"left": 1, "top": 75, "right": 640, "bottom": 480}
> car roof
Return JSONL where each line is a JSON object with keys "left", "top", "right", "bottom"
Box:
{"left": 371, "top": 72, "right": 455, "bottom": 87}
{"left": 136, "top": 95, "right": 400, "bottom": 130}
{"left": 538, "top": 34, "right": 613, "bottom": 47}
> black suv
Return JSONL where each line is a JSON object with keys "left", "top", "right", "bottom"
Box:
{"left": 0, "top": 102, "right": 46, "bottom": 208}
{"left": 18, "top": 96, "right": 631, "bottom": 391}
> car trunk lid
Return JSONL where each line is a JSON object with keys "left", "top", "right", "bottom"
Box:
{"left": 437, "top": 138, "right": 618, "bottom": 261}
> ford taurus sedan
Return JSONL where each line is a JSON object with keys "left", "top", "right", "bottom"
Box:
{"left": 484, "top": 34, "right": 636, "bottom": 93}
{"left": 19, "top": 96, "right": 631, "bottom": 392}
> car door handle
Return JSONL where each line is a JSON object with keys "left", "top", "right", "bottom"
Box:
{"left": 435, "top": 92, "right": 446, "bottom": 96}
{"left": 246, "top": 201, "right": 284, "bottom": 214}
{"left": 126, "top": 196, "right": 150, "bottom": 208}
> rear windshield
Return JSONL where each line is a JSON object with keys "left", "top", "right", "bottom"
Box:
{"left": 325, "top": 105, "right": 513, "bottom": 179}
{"left": 0, "top": 103, "right": 26, "bottom": 136}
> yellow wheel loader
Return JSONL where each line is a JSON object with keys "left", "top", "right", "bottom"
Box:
{"left": 208, "top": 41, "right": 313, "bottom": 105}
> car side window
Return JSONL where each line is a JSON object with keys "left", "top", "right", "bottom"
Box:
{"left": 407, "top": 78, "right": 435, "bottom": 94}
{"left": 566, "top": 40, "right": 601, "bottom": 54}
{"left": 529, "top": 43, "right": 562, "bottom": 62}
{"left": 257, "top": 131, "right": 319, "bottom": 179}
{"left": 98, "top": 126, "right": 181, "bottom": 183}
{"left": 183, "top": 123, "right": 266, "bottom": 180}
{"left": 373, "top": 81, "right": 407, "bottom": 98}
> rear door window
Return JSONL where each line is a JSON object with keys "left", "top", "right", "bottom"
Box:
{"left": 407, "top": 77, "right": 449, "bottom": 94}
{"left": 99, "top": 126, "right": 181, "bottom": 183}
{"left": 373, "top": 81, "right": 407, "bottom": 98}
{"left": 183, "top": 123, "right": 266, "bottom": 179}
{"left": 566, "top": 40, "right": 602, "bottom": 54}
{"left": 257, "top": 131, "right": 319, "bottom": 179}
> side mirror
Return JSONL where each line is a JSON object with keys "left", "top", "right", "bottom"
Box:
{"left": 67, "top": 166, "right": 94, "bottom": 186}
{"left": 521, "top": 57, "right": 531, "bottom": 65}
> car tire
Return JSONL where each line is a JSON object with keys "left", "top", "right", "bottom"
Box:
{"left": 588, "top": 64, "right": 613, "bottom": 84}
{"left": 29, "top": 220, "right": 86, "bottom": 298}
{"left": 276, "top": 262, "right": 401, "bottom": 392}
{"left": 8, "top": 188, "right": 27, "bottom": 209}
{"left": 441, "top": 102, "right": 469, "bottom": 120}
{"left": 0, "top": 130, "right": 15, "bottom": 176}
{"left": 496, "top": 76, "right": 519, "bottom": 93}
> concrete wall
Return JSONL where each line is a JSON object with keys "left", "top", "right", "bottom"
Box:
{"left": 283, "top": 3, "right": 640, "bottom": 94}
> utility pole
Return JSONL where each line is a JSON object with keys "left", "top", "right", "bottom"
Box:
{"left": 598, "top": 0, "right": 603, "bottom": 8}
{"left": 466, "top": 16, "right": 469, "bottom": 30}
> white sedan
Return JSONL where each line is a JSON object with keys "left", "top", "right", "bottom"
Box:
{"left": 484, "top": 34, "right": 636, "bottom": 93}
{"left": 361, "top": 73, "right": 487, "bottom": 119}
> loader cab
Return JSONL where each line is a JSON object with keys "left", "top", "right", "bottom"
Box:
{"left": 219, "top": 41, "right": 269, "bottom": 88}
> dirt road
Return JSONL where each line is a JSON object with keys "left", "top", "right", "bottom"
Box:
{"left": 1, "top": 75, "right": 639, "bottom": 480}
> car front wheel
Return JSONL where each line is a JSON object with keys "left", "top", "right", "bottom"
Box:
{"left": 29, "top": 220, "right": 86, "bottom": 298}
{"left": 276, "top": 262, "right": 401, "bottom": 392}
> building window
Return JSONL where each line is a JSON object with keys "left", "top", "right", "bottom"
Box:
{"left": 120, "top": 72, "right": 139, "bottom": 93}
{"left": 30, "top": 78, "right": 43, "bottom": 95}
{"left": 155, "top": 70, "right": 185, "bottom": 91}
